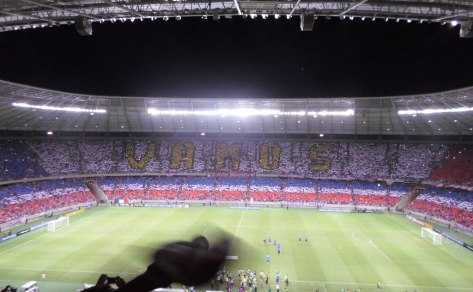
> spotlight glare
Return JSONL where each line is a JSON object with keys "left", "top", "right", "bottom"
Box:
{"left": 398, "top": 107, "right": 473, "bottom": 115}
{"left": 12, "top": 102, "right": 106, "bottom": 114}
{"left": 47, "top": 131, "right": 53, "bottom": 135}
{"left": 451, "top": 20, "right": 459, "bottom": 26}
{"left": 148, "top": 108, "right": 354, "bottom": 118}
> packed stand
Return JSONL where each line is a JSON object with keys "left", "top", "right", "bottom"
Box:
{"left": 96, "top": 176, "right": 408, "bottom": 207}
{"left": 430, "top": 145, "right": 473, "bottom": 187}
{"left": 0, "top": 139, "right": 466, "bottom": 186}
{"left": 408, "top": 186, "right": 473, "bottom": 229}
{"left": 0, "top": 179, "right": 93, "bottom": 224}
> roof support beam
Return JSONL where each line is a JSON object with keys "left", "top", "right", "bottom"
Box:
{"left": 434, "top": 11, "right": 473, "bottom": 21}
{"left": 104, "top": 0, "right": 145, "bottom": 18}
{"left": 288, "top": 0, "right": 302, "bottom": 17}
{"left": 0, "top": 10, "right": 53, "bottom": 24}
{"left": 233, "top": 0, "right": 242, "bottom": 15}
{"left": 20, "top": 0, "right": 99, "bottom": 20}
{"left": 339, "top": 0, "right": 369, "bottom": 16}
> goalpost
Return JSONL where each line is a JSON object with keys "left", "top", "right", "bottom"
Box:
{"left": 421, "top": 227, "right": 443, "bottom": 245}
{"left": 47, "top": 216, "right": 69, "bottom": 232}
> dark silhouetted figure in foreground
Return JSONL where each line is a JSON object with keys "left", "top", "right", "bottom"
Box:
{"left": 84, "top": 235, "right": 230, "bottom": 292}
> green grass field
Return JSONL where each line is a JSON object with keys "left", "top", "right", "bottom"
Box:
{"left": 1, "top": 207, "right": 473, "bottom": 292}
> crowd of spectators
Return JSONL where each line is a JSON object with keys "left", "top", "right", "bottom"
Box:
{"left": 0, "top": 139, "right": 468, "bottom": 186}
{"left": 0, "top": 179, "right": 94, "bottom": 224}
{"left": 96, "top": 176, "right": 403, "bottom": 206}
{"left": 0, "top": 138, "right": 472, "bottom": 229}
{"left": 407, "top": 186, "right": 473, "bottom": 228}
{"left": 430, "top": 145, "right": 473, "bottom": 187}
{"left": 1, "top": 174, "right": 473, "bottom": 229}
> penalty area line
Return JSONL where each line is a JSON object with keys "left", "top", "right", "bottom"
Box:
{"left": 0, "top": 232, "right": 48, "bottom": 257}
{"left": 0, "top": 266, "right": 140, "bottom": 276}
{"left": 368, "top": 239, "right": 393, "bottom": 262}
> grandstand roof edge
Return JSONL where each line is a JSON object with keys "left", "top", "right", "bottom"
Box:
{"left": 1, "top": 78, "right": 473, "bottom": 102}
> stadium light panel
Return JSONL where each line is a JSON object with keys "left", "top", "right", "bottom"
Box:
{"left": 398, "top": 107, "right": 473, "bottom": 115}
{"left": 147, "top": 108, "right": 354, "bottom": 118}
{"left": 12, "top": 102, "right": 107, "bottom": 114}
{"left": 47, "top": 131, "right": 53, "bottom": 135}
{"left": 451, "top": 20, "right": 459, "bottom": 26}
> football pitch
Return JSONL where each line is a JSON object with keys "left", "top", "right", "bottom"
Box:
{"left": 1, "top": 207, "right": 473, "bottom": 292}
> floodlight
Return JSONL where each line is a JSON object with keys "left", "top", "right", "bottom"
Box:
{"left": 12, "top": 102, "right": 106, "bottom": 114}
{"left": 47, "top": 131, "right": 53, "bottom": 135}
{"left": 451, "top": 20, "right": 458, "bottom": 26}
{"left": 398, "top": 107, "right": 473, "bottom": 115}
{"left": 147, "top": 108, "right": 354, "bottom": 118}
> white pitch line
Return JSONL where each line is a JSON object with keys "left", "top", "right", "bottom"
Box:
{"left": 0, "top": 266, "right": 139, "bottom": 276}
{"left": 294, "top": 279, "right": 473, "bottom": 290}
{"left": 235, "top": 210, "right": 245, "bottom": 236}
{"left": 368, "top": 239, "right": 393, "bottom": 262}
{"left": 0, "top": 232, "right": 48, "bottom": 257}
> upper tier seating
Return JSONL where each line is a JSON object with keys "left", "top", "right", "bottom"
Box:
{"left": 1, "top": 140, "right": 469, "bottom": 187}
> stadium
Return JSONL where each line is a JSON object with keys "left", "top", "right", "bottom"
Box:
{"left": 1, "top": 1, "right": 473, "bottom": 292}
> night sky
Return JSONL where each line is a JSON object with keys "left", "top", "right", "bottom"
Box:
{"left": 0, "top": 17, "right": 472, "bottom": 98}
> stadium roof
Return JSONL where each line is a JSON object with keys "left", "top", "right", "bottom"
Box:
{"left": 0, "top": 79, "right": 472, "bottom": 136}
{"left": 1, "top": 0, "right": 473, "bottom": 34}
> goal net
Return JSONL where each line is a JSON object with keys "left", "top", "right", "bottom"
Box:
{"left": 421, "top": 227, "right": 443, "bottom": 245}
{"left": 47, "top": 216, "right": 69, "bottom": 232}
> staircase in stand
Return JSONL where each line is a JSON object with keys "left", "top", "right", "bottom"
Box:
{"left": 395, "top": 184, "right": 424, "bottom": 211}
